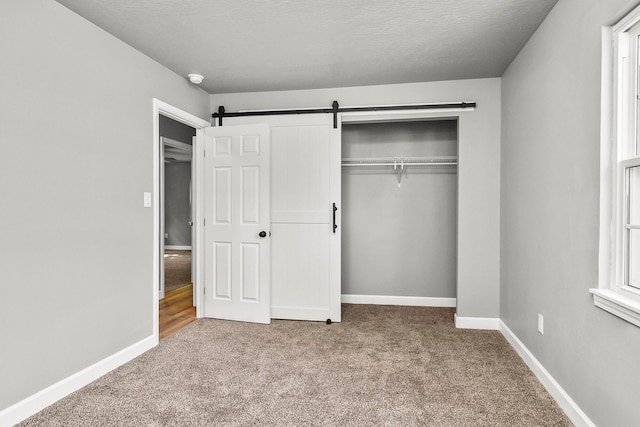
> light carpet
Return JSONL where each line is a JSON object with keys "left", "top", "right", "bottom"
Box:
{"left": 19, "top": 305, "right": 572, "bottom": 426}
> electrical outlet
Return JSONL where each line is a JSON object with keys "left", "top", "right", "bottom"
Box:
{"left": 538, "top": 313, "right": 544, "bottom": 335}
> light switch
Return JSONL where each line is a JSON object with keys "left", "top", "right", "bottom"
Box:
{"left": 143, "top": 192, "right": 152, "bottom": 208}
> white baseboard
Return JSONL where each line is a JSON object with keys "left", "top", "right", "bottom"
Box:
{"left": 499, "top": 321, "right": 595, "bottom": 427}
{"left": 454, "top": 314, "right": 500, "bottom": 330}
{"left": 164, "top": 245, "right": 192, "bottom": 251}
{"left": 0, "top": 335, "right": 156, "bottom": 427}
{"left": 341, "top": 294, "right": 456, "bottom": 307}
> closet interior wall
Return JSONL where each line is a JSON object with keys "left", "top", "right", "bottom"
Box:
{"left": 341, "top": 119, "right": 458, "bottom": 299}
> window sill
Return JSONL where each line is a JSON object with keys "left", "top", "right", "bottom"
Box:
{"left": 590, "top": 288, "right": 640, "bottom": 327}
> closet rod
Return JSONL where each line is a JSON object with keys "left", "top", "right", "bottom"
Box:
{"left": 341, "top": 162, "right": 457, "bottom": 167}
{"left": 212, "top": 101, "right": 476, "bottom": 128}
{"left": 342, "top": 157, "right": 457, "bottom": 167}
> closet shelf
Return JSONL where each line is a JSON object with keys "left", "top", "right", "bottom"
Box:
{"left": 341, "top": 156, "right": 457, "bottom": 167}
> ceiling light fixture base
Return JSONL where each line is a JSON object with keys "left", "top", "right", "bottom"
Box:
{"left": 187, "top": 74, "right": 204, "bottom": 85}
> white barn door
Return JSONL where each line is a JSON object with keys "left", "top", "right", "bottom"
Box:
{"left": 200, "top": 124, "right": 271, "bottom": 324}
{"left": 227, "top": 114, "right": 341, "bottom": 323}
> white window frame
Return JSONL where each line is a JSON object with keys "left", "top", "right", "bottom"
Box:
{"left": 592, "top": 5, "right": 640, "bottom": 327}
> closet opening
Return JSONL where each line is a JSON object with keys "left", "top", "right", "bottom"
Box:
{"left": 341, "top": 118, "right": 458, "bottom": 306}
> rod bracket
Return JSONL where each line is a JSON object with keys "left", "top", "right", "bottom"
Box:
{"left": 217, "top": 106, "right": 225, "bottom": 126}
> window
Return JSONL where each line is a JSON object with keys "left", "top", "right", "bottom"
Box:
{"left": 627, "top": 165, "right": 640, "bottom": 289}
{"left": 592, "top": 6, "right": 640, "bottom": 327}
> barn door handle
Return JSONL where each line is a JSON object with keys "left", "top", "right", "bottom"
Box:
{"left": 333, "top": 203, "right": 337, "bottom": 233}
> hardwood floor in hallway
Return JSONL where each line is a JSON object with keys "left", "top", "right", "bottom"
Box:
{"left": 159, "top": 284, "right": 196, "bottom": 340}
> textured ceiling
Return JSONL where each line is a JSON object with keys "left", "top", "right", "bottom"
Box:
{"left": 54, "top": 0, "right": 557, "bottom": 94}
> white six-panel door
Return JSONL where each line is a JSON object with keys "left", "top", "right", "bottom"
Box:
{"left": 200, "top": 124, "right": 271, "bottom": 324}
{"left": 226, "top": 114, "right": 341, "bottom": 323}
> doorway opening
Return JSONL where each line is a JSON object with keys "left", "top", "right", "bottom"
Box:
{"left": 159, "top": 117, "right": 196, "bottom": 339}
{"left": 160, "top": 118, "right": 195, "bottom": 297}
{"left": 153, "top": 99, "right": 210, "bottom": 342}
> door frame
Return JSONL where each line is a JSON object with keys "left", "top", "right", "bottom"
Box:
{"left": 153, "top": 99, "right": 210, "bottom": 343}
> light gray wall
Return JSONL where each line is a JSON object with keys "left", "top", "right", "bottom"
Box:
{"left": 342, "top": 121, "right": 457, "bottom": 297}
{"left": 164, "top": 162, "right": 192, "bottom": 247}
{"left": 0, "top": 0, "right": 209, "bottom": 411}
{"left": 501, "top": 0, "right": 640, "bottom": 425}
{"left": 213, "top": 78, "right": 501, "bottom": 319}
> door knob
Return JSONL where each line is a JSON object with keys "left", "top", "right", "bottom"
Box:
{"left": 259, "top": 231, "right": 267, "bottom": 238}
